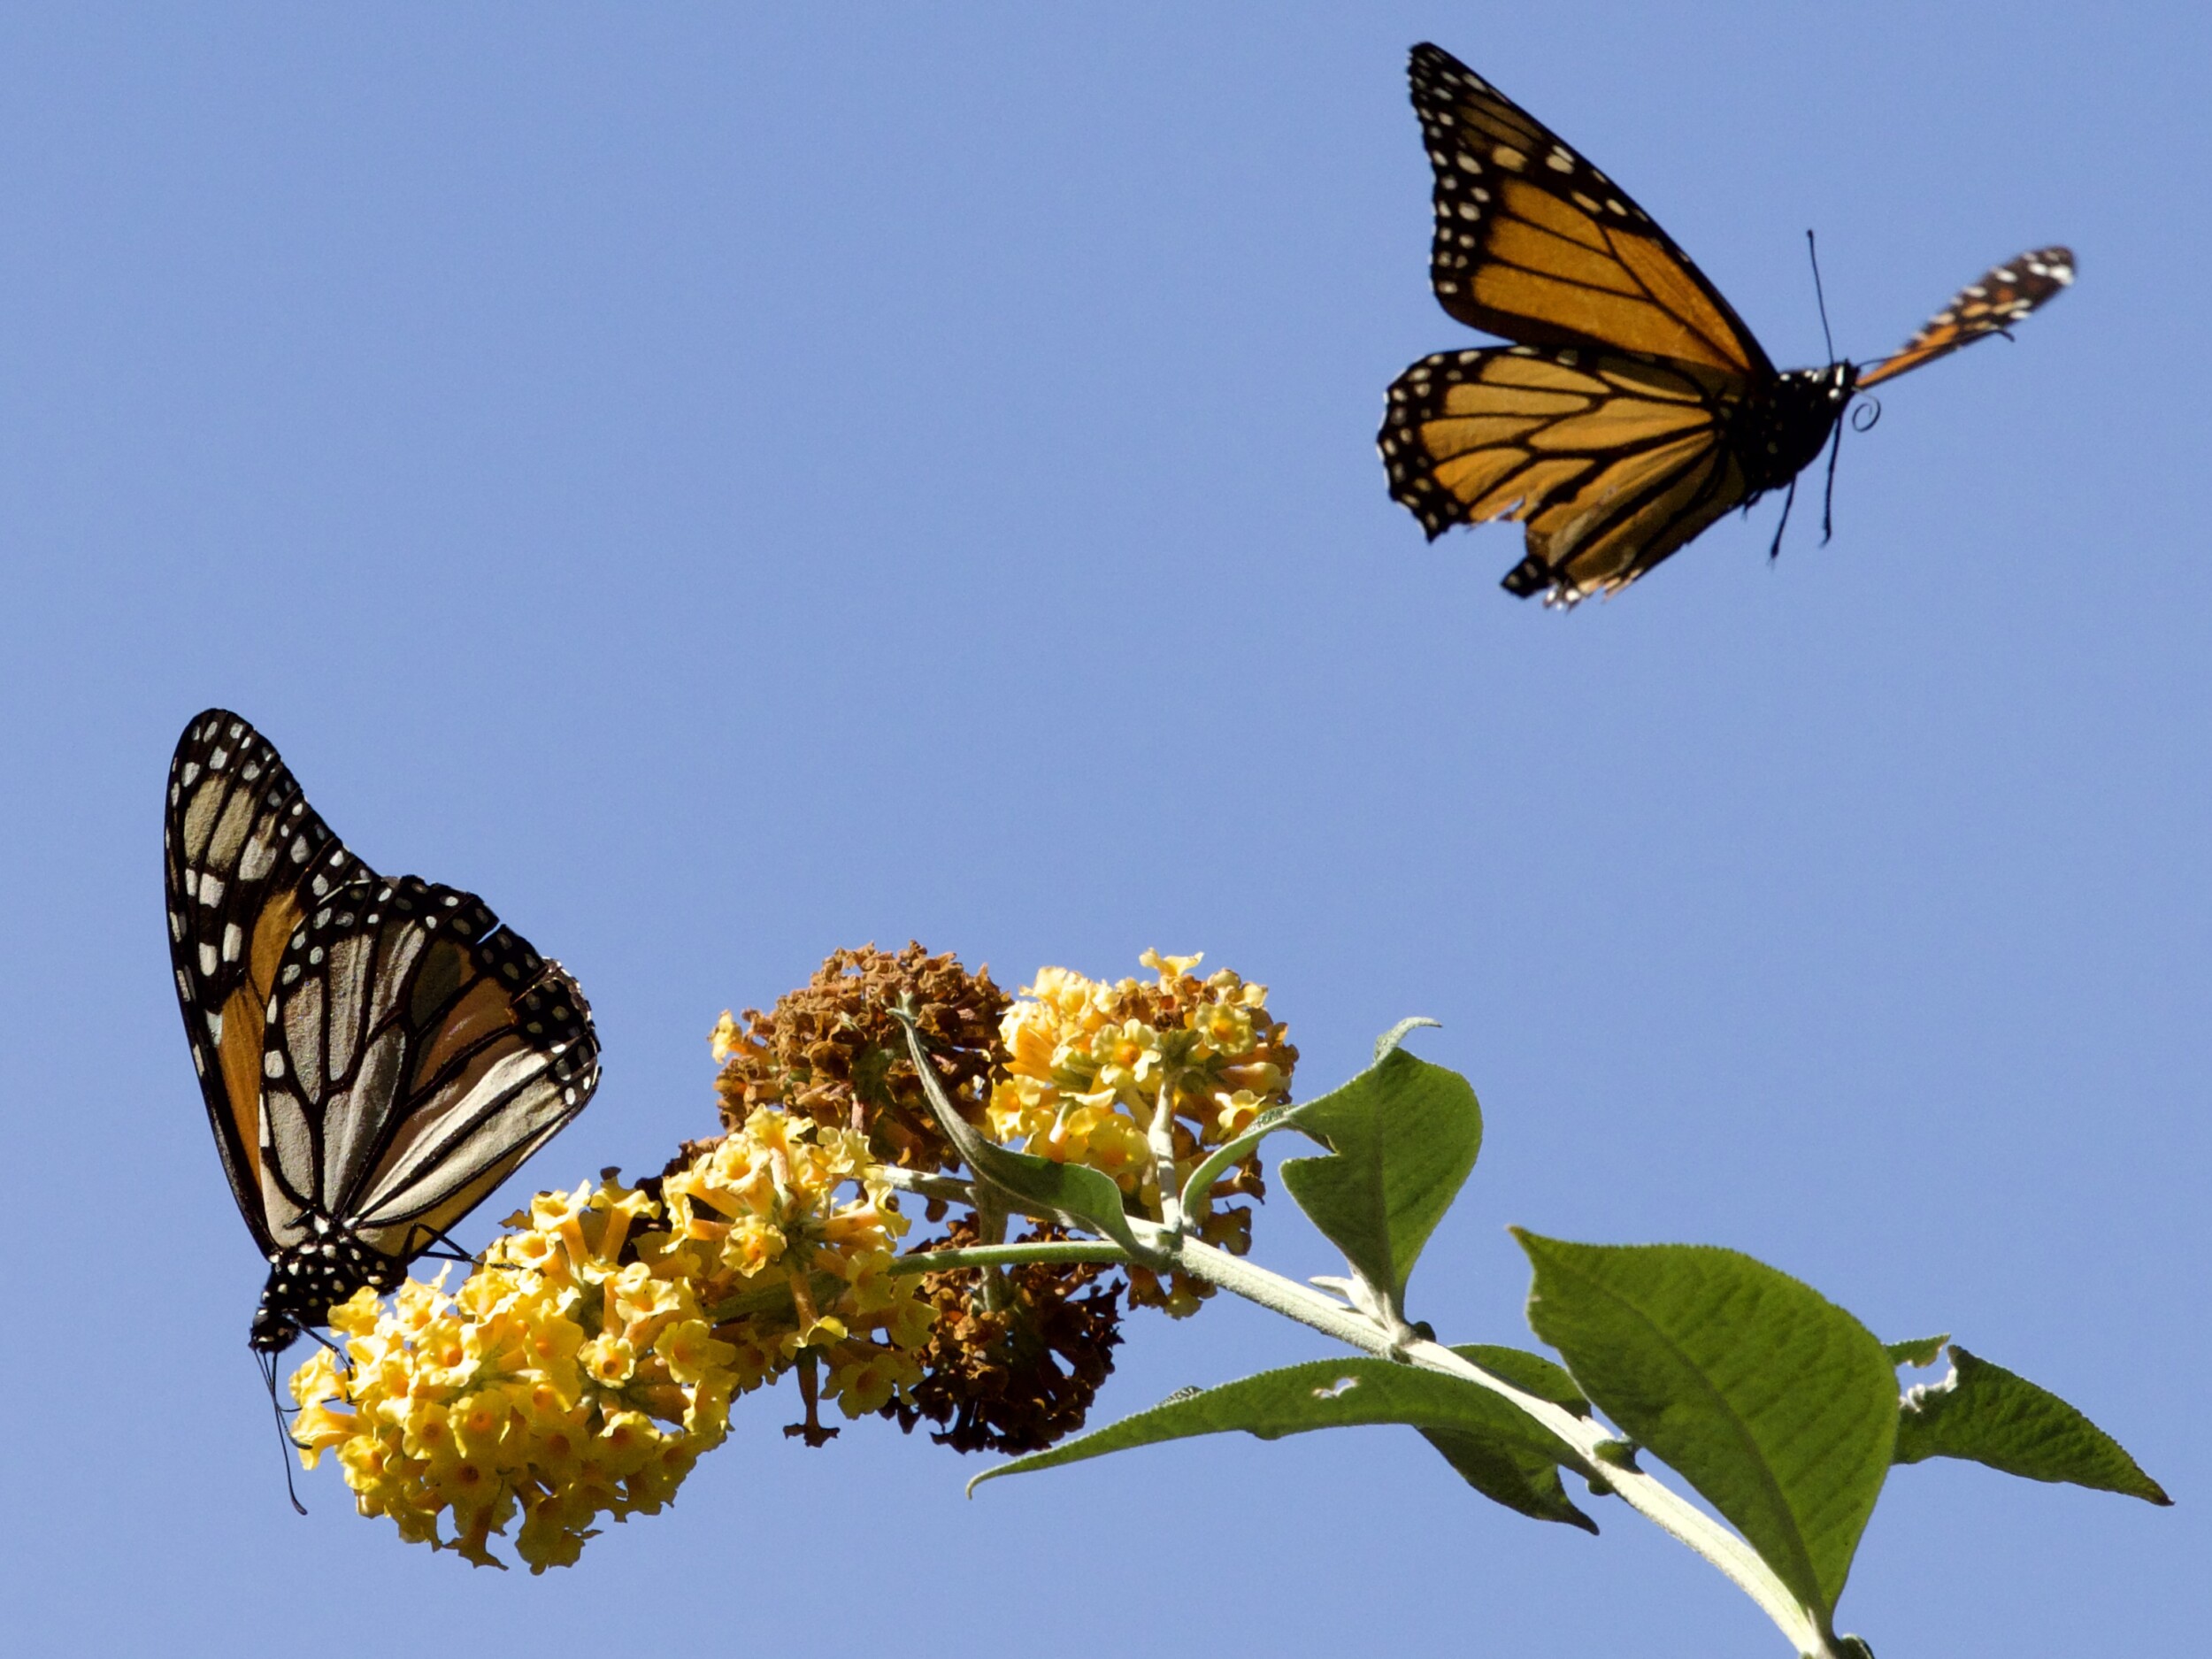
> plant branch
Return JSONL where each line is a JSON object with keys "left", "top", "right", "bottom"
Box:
{"left": 873, "top": 1166, "right": 975, "bottom": 1206}
{"left": 1146, "top": 1075, "right": 1187, "bottom": 1237}
{"left": 888, "top": 1240, "right": 1133, "bottom": 1275}
{"left": 1158, "top": 1228, "right": 1833, "bottom": 1659}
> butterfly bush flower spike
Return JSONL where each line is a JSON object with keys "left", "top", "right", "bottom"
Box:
{"left": 287, "top": 1117, "right": 929, "bottom": 1571}
{"left": 284, "top": 943, "right": 1293, "bottom": 1561}
{"left": 989, "top": 950, "right": 1295, "bottom": 1314}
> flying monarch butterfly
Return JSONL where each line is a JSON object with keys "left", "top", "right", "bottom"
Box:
{"left": 1377, "top": 42, "right": 2075, "bottom": 606}
{"left": 165, "top": 710, "right": 601, "bottom": 1366}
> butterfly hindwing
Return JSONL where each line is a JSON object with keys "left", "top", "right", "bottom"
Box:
{"left": 1856, "top": 247, "right": 2075, "bottom": 389}
{"left": 258, "top": 874, "right": 601, "bottom": 1262}
{"left": 1411, "top": 42, "right": 1771, "bottom": 380}
{"left": 165, "top": 710, "right": 367, "bottom": 1253}
{"left": 1381, "top": 344, "right": 1748, "bottom": 603}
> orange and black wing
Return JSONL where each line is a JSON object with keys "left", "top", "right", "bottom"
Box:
{"left": 1409, "top": 42, "right": 1773, "bottom": 380}
{"left": 1856, "top": 247, "right": 2074, "bottom": 389}
{"left": 165, "top": 710, "right": 368, "bottom": 1255}
{"left": 257, "top": 875, "right": 600, "bottom": 1262}
{"left": 1379, "top": 344, "right": 1750, "bottom": 605}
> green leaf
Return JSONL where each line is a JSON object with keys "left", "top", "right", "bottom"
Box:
{"left": 1894, "top": 1346, "right": 2171, "bottom": 1504}
{"left": 1417, "top": 1427, "right": 1599, "bottom": 1532}
{"left": 1885, "top": 1334, "right": 1950, "bottom": 1369}
{"left": 1277, "top": 1039, "right": 1482, "bottom": 1315}
{"left": 1515, "top": 1233, "right": 1897, "bottom": 1621}
{"left": 1177, "top": 1098, "right": 1304, "bottom": 1220}
{"left": 893, "top": 1012, "right": 1146, "bottom": 1257}
{"left": 1372, "top": 1016, "right": 1441, "bottom": 1062}
{"left": 1449, "top": 1343, "right": 1593, "bottom": 1419}
{"left": 972, "top": 1356, "right": 1594, "bottom": 1531}
{"left": 952, "top": 1118, "right": 1147, "bottom": 1259}
{"left": 1175, "top": 1021, "right": 1444, "bottom": 1234}
{"left": 1425, "top": 1343, "right": 1599, "bottom": 1529}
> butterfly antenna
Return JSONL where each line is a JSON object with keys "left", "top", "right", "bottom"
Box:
{"left": 258, "top": 1348, "right": 309, "bottom": 1515}
{"left": 1806, "top": 228, "right": 1837, "bottom": 365}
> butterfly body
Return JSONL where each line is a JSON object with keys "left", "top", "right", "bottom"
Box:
{"left": 250, "top": 1212, "right": 405, "bottom": 1353}
{"left": 1734, "top": 363, "right": 1857, "bottom": 495}
{"left": 165, "top": 710, "right": 601, "bottom": 1356}
{"left": 1380, "top": 44, "right": 2072, "bottom": 604}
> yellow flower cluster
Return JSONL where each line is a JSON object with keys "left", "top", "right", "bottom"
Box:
{"left": 988, "top": 950, "right": 1295, "bottom": 1235}
{"left": 288, "top": 1110, "right": 933, "bottom": 1570}
{"left": 288, "top": 1178, "right": 726, "bottom": 1571}
{"left": 659, "top": 1107, "right": 934, "bottom": 1421}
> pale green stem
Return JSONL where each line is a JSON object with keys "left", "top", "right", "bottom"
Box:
{"left": 1143, "top": 1226, "right": 1832, "bottom": 1658}
{"left": 887, "top": 1240, "right": 1129, "bottom": 1274}
{"left": 873, "top": 1166, "right": 974, "bottom": 1207}
{"left": 1145, "top": 1076, "right": 1187, "bottom": 1237}
{"left": 894, "top": 1212, "right": 1832, "bottom": 1659}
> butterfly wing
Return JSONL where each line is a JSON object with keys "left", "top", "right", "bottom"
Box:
{"left": 257, "top": 876, "right": 601, "bottom": 1262}
{"left": 1855, "top": 247, "right": 2074, "bottom": 389}
{"left": 1380, "top": 344, "right": 1750, "bottom": 603}
{"left": 1409, "top": 42, "right": 1773, "bottom": 380}
{"left": 165, "top": 710, "right": 369, "bottom": 1254}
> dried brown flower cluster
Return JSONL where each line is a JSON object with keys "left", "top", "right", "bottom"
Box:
{"left": 882, "top": 1219, "right": 1125, "bottom": 1454}
{"left": 710, "top": 943, "right": 1295, "bottom": 1450}
{"left": 711, "top": 943, "right": 1008, "bottom": 1173}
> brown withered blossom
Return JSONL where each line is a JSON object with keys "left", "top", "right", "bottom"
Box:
{"left": 712, "top": 943, "right": 1008, "bottom": 1174}
{"left": 881, "top": 1219, "right": 1125, "bottom": 1455}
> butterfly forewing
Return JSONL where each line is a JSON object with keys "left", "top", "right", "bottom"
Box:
{"left": 165, "top": 710, "right": 367, "bottom": 1252}
{"left": 1855, "top": 246, "right": 2075, "bottom": 388}
{"left": 258, "top": 875, "right": 602, "bottom": 1258}
{"left": 1411, "top": 42, "right": 1771, "bottom": 380}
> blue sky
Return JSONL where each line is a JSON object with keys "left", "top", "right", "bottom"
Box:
{"left": 4, "top": 5, "right": 2203, "bottom": 1654}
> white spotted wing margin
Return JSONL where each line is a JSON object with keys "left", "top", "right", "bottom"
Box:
{"left": 165, "top": 708, "right": 368, "bottom": 1253}
{"left": 257, "top": 873, "right": 602, "bottom": 1261}
{"left": 1857, "top": 247, "right": 2076, "bottom": 389}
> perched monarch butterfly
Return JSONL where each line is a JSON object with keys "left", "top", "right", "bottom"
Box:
{"left": 1378, "top": 42, "right": 2075, "bottom": 605}
{"left": 165, "top": 710, "right": 601, "bottom": 1364}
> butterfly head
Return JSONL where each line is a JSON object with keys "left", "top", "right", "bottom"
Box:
{"left": 1777, "top": 359, "right": 1859, "bottom": 419}
{"left": 249, "top": 1302, "right": 303, "bottom": 1355}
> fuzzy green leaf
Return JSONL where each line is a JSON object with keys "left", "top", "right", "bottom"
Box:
{"left": 954, "top": 1123, "right": 1146, "bottom": 1258}
{"left": 1417, "top": 1426, "right": 1598, "bottom": 1532}
{"left": 895, "top": 1012, "right": 1145, "bottom": 1257}
{"left": 1277, "top": 1041, "right": 1481, "bottom": 1314}
{"left": 1894, "top": 1346, "right": 2170, "bottom": 1504}
{"left": 1885, "top": 1334, "right": 1950, "bottom": 1369}
{"left": 1449, "top": 1343, "right": 1593, "bottom": 1419}
{"left": 1421, "top": 1343, "right": 1601, "bottom": 1529}
{"left": 971, "top": 1356, "right": 1590, "bottom": 1529}
{"left": 1515, "top": 1233, "right": 1897, "bottom": 1621}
